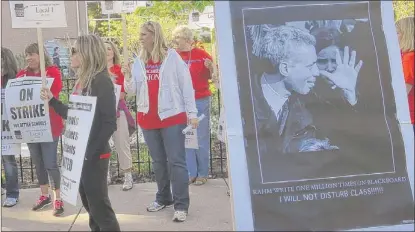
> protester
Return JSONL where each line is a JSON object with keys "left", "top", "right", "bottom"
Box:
{"left": 52, "top": 47, "right": 61, "bottom": 69}
{"left": 172, "top": 25, "right": 216, "bottom": 185}
{"left": 105, "top": 41, "right": 136, "bottom": 190}
{"left": 41, "top": 34, "right": 120, "bottom": 231}
{"left": 16, "top": 43, "right": 64, "bottom": 216}
{"left": 1, "top": 47, "right": 20, "bottom": 208}
{"left": 396, "top": 16, "right": 414, "bottom": 132}
{"left": 125, "top": 21, "right": 198, "bottom": 222}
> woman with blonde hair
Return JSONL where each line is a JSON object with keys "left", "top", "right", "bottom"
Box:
{"left": 105, "top": 41, "right": 136, "bottom": 190}
{"left": 16, "top": 43, "right": 64, "bottom": 216}
{"left": 396, "top": 16, "right": 414, "bottom": 131}
{"left": 172, "top": 25, "right": 216, "bottom": 186}
{"left": 41, "top": 34, "right": 120, "bottom": 231}
{"left": 125, "top": 21, "right": 198, "bottom": 222}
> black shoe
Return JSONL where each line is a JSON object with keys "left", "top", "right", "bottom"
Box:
{"left": 32, "top": 195, "right": 52, "bottom": 211}
{"left": 53, "top": 200, "right": 64, "bottom": 217}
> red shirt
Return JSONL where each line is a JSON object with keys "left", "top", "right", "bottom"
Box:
{"left": 178, "top": 48, "right": 212, "bottom": 99}
{"left": 109, "top": 64, "right": 125, "bottom": 93}
{"left": 16, "top": 66, "right": 64, "bottom": 138}
{"left": 402, "top": 51, "right": 414, "bottom": 124}
{"left": 137, "top": 60, "right": 187, "bottom": 129}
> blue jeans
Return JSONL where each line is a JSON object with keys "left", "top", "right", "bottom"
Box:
{"left": 186, "top": 96, "right": 211, "bottom": 178}
{"left": 27, "top": 138, "right": 60, "bottom": 189}
{"left": 142, "top": 124, "right": 189, "bottom": 211}
{"left": 2, "top": 155, "right": 19, "bottom": 198}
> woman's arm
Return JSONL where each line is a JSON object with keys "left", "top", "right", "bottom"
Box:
{"left": 175, "top": 53, "right": 198, "bottom": 119}
{"left": 46, "top": 66, "right": 67, "bottom": 118}
{"left": 49, "top": 97, "right": 69, "bottom": 119}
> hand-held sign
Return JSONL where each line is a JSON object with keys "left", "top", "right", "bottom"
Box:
{"left": 183, "top": 114, "right": 205, "bottom": 134}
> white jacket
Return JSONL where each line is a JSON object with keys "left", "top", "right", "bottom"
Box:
{"left": 125, "top": 49, "right": 198, "bottom": 120}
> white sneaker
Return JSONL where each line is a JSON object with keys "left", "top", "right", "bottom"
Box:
{"left": 172, "top": 210, "right": 187, "bottom": 222}
{"left": 122, "top": 172, "right": 133, "bottom": 191}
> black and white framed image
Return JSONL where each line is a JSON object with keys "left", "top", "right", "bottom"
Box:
{"left": 216, "top": 1, "right": 414, "bottom": 231}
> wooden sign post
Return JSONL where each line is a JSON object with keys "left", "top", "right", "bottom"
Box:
{"left": 36, "top": 28, "right": 46, "bottom": 86}
{"left": 101, "top": 1, "right": 148, "bottom": 76}
{"left": 9, "top": 1, "right": 68, "bottom": 111}
{"left": 122, "top": 14, "right": 128, "bottom": 67}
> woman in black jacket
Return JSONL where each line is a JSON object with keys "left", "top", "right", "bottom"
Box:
{"left": 1, "top": 47, "right": 20, "bottom": 208}
{"left": 41, "top": 34, "right": 120, "bottom": 231}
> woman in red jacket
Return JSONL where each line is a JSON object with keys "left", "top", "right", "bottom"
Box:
{"left": 16, "top": 43, "right": 64, "bottom": 216}
{"left": 172, "top": 25, "right": 216, "bottom": 186}
{"left": 105, "top": 41, "right": 135, "bottom": 190}
{"left": 396, "top": 17, "right": 414, "bottom": 132}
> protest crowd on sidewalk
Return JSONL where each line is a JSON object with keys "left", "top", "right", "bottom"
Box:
{"left": 1, "top": 1, "right": 414, "bottom": 231}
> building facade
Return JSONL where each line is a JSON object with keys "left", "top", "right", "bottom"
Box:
{"left": 1, "top": 1, "right": 88, "bottom": 56}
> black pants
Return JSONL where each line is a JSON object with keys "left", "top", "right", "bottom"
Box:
{"left": 79, "top": 158, "right": 120, "bottom": 231}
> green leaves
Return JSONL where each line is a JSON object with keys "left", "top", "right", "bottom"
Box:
{"left": 393, "top": 0, "right": 414, "bottom": 21}
{"left": 86, "top": 1, "right": 215, "bottom": 57}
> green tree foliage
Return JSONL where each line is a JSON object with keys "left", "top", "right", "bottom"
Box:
{"left": 86, "top": 1, "right": 214, "bottom": 54}
{"left": 393, "top": 0, "right": 414, "bottom": 21}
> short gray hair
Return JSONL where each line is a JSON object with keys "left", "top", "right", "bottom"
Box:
{"left": 248, "top": 25, "right": 316, "bottom": 66}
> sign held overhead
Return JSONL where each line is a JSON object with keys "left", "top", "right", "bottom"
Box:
{"left": 9, "top": 1, "right": 67, "bottom": 28}
{"left": 100, "top": 1, "right": 149, "bottom": 14}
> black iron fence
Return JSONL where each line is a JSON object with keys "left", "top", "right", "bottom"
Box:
{"left": 7, "top": 77, "right": 227, "bottom": 188}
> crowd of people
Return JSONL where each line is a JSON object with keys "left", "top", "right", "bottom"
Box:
{"left": 2, "top": 21, "right": 218, "bottom": 229}
{"left": 1, "top": 15, "right": 413, "bottom": 231}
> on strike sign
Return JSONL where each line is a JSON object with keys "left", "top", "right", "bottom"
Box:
{"left": 1, "top": 89, "right": 21, "bottom": 156}
{"left": 4, "top": 77, "right": 54, "bottom": 143}
{"left": 60, "top": 95, "right": 96, "bottom": 206}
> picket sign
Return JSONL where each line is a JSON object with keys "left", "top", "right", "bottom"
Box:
{"left": 9, "top": 1, "right": 68, "bottom": 114}
{"left": 101, "top": 1, "right": 148, "bottom": 79}
{"left": 100, "top": 1, "right": 146, "bottom": 14}
{"left": 4, "top": 77, "right": 54, "bottom": 143}
{"left": 183, "top": 114, "right": 205, "bottom": 149}
{"left": 1, "top": 89, "right": 21, "bottom": 156}
{"left": 60, "top": 95, "right": 97, "bottom": 206}
{"left": 216, "top": 104, "right": 227, "bottom": 143}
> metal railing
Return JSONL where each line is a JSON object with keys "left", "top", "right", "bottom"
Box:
{"left": 6, "top": 77, "right": 227, "bottom": 188}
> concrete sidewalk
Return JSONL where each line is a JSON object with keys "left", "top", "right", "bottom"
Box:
{"left": 1, "top": 179, "right": 233, "bottom": 231}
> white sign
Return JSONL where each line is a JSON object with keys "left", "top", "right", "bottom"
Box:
{"left": 4, "top": 77, "right": 54, "bottom": 143}
{"left": 188, "top": 6, "right": 214, "bottom": 29}
{"left": 114, "top": 84, "right": 121, "bottom": 110}
{"left": 215, "top": 1, "right": 414, "bottom": 231}
{"left": 100, "top": 1, "right": 146, "bottom": 14}
{"left": 61, "top": 95, "right": 97, "bottom": 206}
{"left": 185, "top": 128, "right": 199, "bottom": 149}
{"left": 216, "top": 105, "right": 226, "bottom": 143}
{"left": 183, "top": 114, "right": 205, "bottom": 149}
{"left": 2, "top": 90, "right": 21, "bottom": 156}
{"left": 9, "top": 1, "right": 67, "bottom": 28}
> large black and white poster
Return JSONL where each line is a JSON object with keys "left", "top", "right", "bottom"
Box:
{"left": 224, "top": 1, "right": 414, "bottom": 231}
